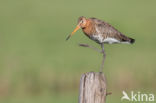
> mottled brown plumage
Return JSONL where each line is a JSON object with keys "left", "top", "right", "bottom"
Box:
{"left": 66, "top": 16, "right": 135, "bottom": 72}
{"left": 79, "top": 17, "right": 135, "bottom": 44}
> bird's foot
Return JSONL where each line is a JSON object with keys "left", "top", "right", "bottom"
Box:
{"left": 79, "top": 43, "right": 89, "bottom": 47}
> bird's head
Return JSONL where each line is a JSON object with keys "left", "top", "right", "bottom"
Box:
{"left": 66, "top": 16, "right": 87, "bottom": 40}
{"left": 78, "top": 16, "right": 87, "bottom": 28}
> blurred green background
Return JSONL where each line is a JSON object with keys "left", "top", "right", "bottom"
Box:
{"left": 0, "top": 0, "right": 156, "bottom": 103}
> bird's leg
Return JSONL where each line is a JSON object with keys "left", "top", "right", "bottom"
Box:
{"left": 100, "top": 43, "right": 106, "bottom": 72}
{"left": 79, "top": 43, "right": 101, "bottom": 53}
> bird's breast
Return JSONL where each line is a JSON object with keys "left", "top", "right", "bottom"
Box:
{"left": 82, "top": 27, "right": 95, "bottom": 36}
{"left": 90, "top": 34, "right": 104, "bottom": 44}
{"left": 82, "top": 24, "right": 103, "bottom": 44}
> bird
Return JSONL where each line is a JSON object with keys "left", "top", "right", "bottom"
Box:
{"left": 66, "top": 16, "right": 135, "bottom": 72}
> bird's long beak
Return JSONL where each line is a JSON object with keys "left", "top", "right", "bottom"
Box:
{"left": 66, "top": 25, "right": 80, "bottom": 40}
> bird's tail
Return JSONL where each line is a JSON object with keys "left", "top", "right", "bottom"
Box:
{"left": 129, "top": 38, "right": 135, "bottom": 44}
{"left": 121, "top": 36, "right": 135, "bottom": 44}
{"left": 120, "top": 34, "right": 135, "bottom": 44}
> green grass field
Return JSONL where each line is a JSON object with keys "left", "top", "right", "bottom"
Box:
{"left": 0, "top": 0, "right": 156, "bottom": 102}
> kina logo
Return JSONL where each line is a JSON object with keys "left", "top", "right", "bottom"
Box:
{"left": 121, "top": 91, "right": 154, "bottom": 102}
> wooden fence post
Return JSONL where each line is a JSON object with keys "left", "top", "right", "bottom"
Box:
{"left": 79, "top": 72, "right": 107, "bottom": 103}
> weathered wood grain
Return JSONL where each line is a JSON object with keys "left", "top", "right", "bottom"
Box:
{"left": 79, "top": 72, "right": 107, "bottom": 103}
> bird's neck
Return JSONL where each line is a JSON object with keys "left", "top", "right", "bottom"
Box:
{"left": 82, "top": 19, "right": 96, "bottom": 36}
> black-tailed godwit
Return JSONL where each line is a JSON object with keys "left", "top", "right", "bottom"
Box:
{"left": 66, "top": 16, "right": 135, "bottom": 72}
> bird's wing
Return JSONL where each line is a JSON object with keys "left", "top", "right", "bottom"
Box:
{"left": 90, "top": 18, "right": 130, "bottom": 41}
